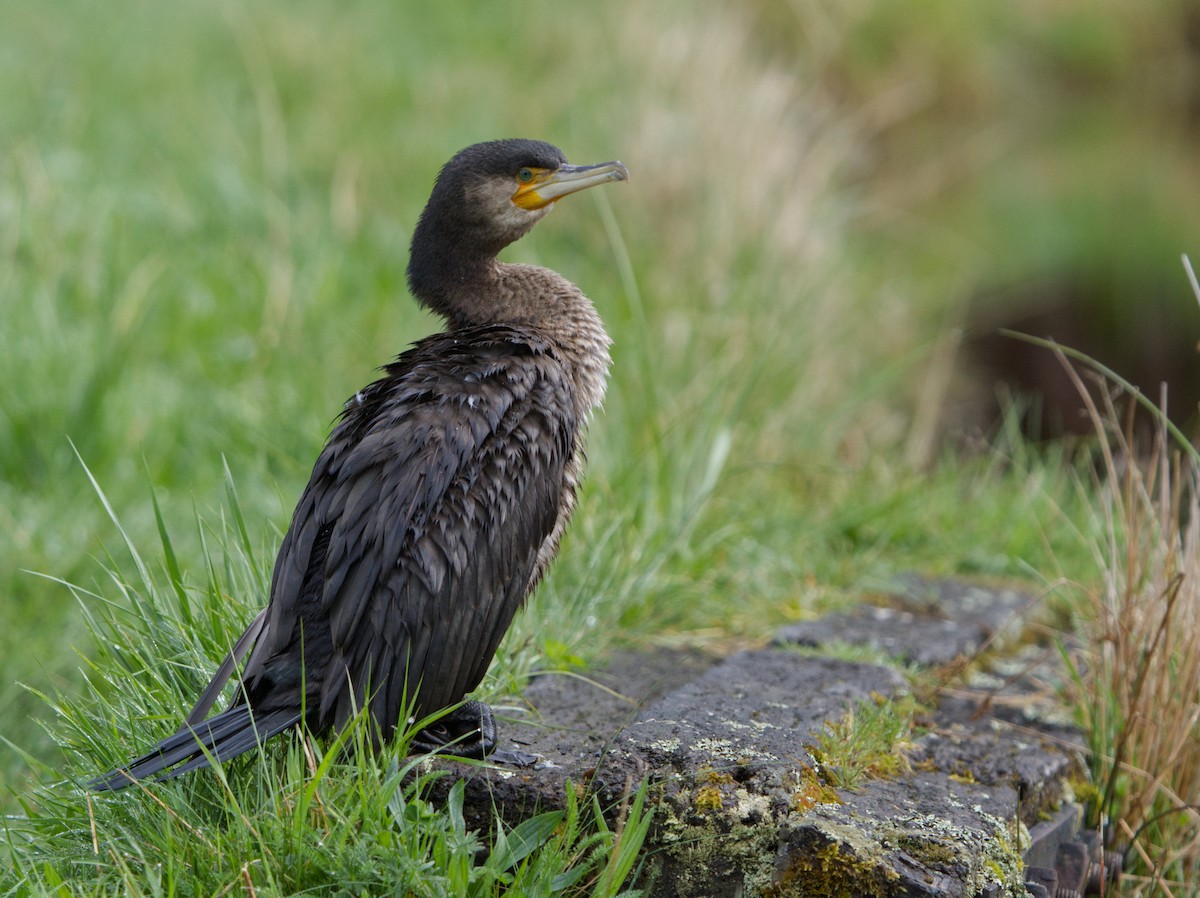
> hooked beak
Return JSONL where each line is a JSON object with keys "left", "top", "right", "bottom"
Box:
{"left": 513, "top": 160, "right": 629, "bottom": 210}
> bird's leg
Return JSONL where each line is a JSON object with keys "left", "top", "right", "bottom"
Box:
{"left": 411, "top": 700, "right": 496, "bottom": 759}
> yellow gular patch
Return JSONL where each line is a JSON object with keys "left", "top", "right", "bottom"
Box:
{"left": 512, "top": 169, "right": 553, "bottom": 210}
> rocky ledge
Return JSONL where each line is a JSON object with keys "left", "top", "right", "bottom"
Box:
{"left": 431, "top": 576, "right": 1104, "bottom": 897}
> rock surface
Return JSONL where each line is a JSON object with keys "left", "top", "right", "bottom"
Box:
{"left": 773, "top": 574, "right": 1035, "bottom": 666}
{"left": 433, "top": 577, "right": 1086, "bottom": 897}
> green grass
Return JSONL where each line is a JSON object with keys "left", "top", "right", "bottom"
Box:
{"left": 814, "top": 693, "right": 919, "bottom": 790}
{"left": 3, "top": 0, "right": 1199, "bottom": 893}
{"left": 5, "top": 481, "right": 653, "bottom": 895}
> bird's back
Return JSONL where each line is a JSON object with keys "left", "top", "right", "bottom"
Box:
{"left": 239, "top": 323, "right": 581, "bottom": 738}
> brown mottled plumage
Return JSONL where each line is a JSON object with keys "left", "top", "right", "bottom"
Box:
{"left": 90, "top": 139, "right": 627, "bottom": 790}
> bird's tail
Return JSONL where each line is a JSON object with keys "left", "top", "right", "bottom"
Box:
{"left": 88, "top": 704, "right": 301, "bottom": 791}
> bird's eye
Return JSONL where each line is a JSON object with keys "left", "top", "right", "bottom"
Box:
{"left": 517, "top": 168, "right": 535, "bottom": 183}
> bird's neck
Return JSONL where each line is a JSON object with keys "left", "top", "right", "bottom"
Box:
{"left": 409, "top": 248, "right": 591, "bottom": 333}
{"left": 409, "top": 253, "right": 611, "bottom": 412}
{"left": 405, "top": 217, "right": 500, "bottom": 325}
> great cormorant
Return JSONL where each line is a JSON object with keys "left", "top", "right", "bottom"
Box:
{"left": 90, "top": 139, "right": 627, "bottom": 790}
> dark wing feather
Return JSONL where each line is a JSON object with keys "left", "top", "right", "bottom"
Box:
{"left": 240, "top": 324, "right": 578, "bottom": 739}
{"left": 184, "top": 609, "right": 267, "bottom": 727}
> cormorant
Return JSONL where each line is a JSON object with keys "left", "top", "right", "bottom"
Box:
{"left": 90, "top": 139, "right": 627, "bottom": 790}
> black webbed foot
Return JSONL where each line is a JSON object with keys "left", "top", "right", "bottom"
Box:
{"left": 412, "top": 700, "right": 496, "bottom": 759}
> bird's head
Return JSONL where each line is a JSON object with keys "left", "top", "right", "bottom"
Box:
{"left": 414, "top": 139, "right": 628, "bottom": 258}
{"left": 407, "top": 139, "right": 627, "bottom": 319}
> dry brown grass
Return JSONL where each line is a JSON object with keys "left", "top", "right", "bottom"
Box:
{"left": 1056, "top": 353, "right": 1200, "bottom": 895}
{"left": 606, "top": 0, "right": 924, "bottom": 463}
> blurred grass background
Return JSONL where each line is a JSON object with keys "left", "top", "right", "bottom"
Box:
{"left": 1, "top": 0, "right": 1198, "bottom": 817}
